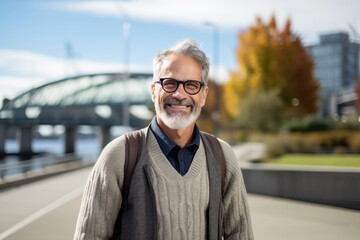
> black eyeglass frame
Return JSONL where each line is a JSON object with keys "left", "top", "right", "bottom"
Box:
{"left": 155, "top": 78, "right": 205, "bottom": 95}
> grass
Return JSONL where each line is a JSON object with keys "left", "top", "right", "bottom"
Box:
{"left": 271, "top": 154, "right": 360, "bottom": 168}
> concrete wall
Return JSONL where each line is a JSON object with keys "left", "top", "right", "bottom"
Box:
{"left": 241, "top": 164, "right": 360, "bottom": 210}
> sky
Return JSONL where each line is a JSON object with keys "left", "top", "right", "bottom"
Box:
{"left": 1, "top": 0, "right": 360, "bottom": 103}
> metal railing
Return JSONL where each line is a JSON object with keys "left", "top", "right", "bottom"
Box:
{"left": 0, "top": 153, "right": 84, "bottom": 181}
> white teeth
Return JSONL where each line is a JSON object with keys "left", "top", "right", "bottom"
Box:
{"left": 169, "top": 105, "right": 187, "bottom": 109}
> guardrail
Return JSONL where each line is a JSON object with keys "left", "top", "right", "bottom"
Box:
{"left": 0, "top": 154, "right": 80, "bottom": 179}
{"left": 0, "top": 154, "right": 93, "bottom": 190}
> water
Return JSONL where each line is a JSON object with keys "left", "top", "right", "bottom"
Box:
{"left": 1, "top": 126, "right": 135, "bottom": 178}
{"left": 4, "top": 137, "right": 100, "bottom": 159}
{"left": 1, "top": 137, "right": 101, "bottom": 177}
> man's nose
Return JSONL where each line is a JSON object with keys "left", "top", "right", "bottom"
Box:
{"left": 172, "top": 82, "right": 187, "bottom": 96}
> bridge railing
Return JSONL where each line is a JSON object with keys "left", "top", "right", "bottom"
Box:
{"left": 0, "top": 153, "right": 93, "bottom": 189}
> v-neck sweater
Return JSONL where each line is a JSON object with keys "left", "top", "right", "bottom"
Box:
{"left": 147, "top": 131, "right": 209, "bottom": 239}
{"left": 74, "top": 127, "right": 254, "bottom": 240}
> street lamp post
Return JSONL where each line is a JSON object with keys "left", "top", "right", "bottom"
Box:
{"left": 115, "top": 2, "right": 131, "bottom": 126}
{"left": 123, "top": 21, "right": 131, "bottom": 75}
{"left": 204, "top": 22, "right": 219, "bottom": 80}
{"left": 122, "top": 21, "right": 131, "bottom": 127}
{"left": 204, "top": 22, "right": 220, "bottom": 134}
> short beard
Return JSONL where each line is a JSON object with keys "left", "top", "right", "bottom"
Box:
{"left": 155, "top": 98, "right": 201, "bottom": 130}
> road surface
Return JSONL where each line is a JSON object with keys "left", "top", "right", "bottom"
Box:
{"left": 0, "top": 167, "right": 359, "bottom": 240}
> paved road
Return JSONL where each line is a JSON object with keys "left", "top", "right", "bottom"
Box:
{"left": 0, "top": 168, "right": 88, "bottom": 240}
{"left": 0, "top": 167, "right": 359, "bottom": 240}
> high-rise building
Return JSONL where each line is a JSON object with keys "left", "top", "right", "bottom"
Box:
{"left": 307, "top": 32, "right": 359, "bottom": 118}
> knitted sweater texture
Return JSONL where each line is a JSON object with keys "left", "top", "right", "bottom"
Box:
{"left": 147, "top": 131, "right": 209, "bottom": 239}
{"left": 74, "top": 128, "right": 254, "bottom": 240}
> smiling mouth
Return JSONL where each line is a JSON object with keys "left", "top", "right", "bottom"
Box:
{"left": 166, "top": 104, "right": 192, "bottom": 109}
{"left": 164, "top": 98, "right": 194, "bottom": 111}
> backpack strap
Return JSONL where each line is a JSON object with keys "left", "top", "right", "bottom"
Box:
{"left": 112, "top": 130, "right": 143, "bottom": 240}
{"left": 201, "top": 132, "right": 226, "bottom": 192}
{"left": 122, "top": 130, "right": 225, "bottom": 197}
{"left": 123, "top": 130, "right": 225, "bottom": 195}
{"left": 123, "top": 130, "right": 143, "bottom": 200}
{"left": 113, "top": 129, "right": 225, "bottom": 239}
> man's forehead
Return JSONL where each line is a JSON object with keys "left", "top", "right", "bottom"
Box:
{"left": 162, "top": 53, "right": 200, "bottom": 69}
{"left": 162, "top": 53, "right": 181, "bottom": 65}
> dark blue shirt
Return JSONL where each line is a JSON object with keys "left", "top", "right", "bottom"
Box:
{"left": 150, "top": 118, "right": 200, "bottom": 176}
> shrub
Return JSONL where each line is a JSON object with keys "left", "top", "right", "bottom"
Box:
{"left": 255, "top": 131, "right": 360, "bottom": 161}
{"left": 349, "top": 133, "right": 360, "bottom": 153}
{"left": 236, "top": 88, "right": 284, "bottom": 133}
{"left": 283, "top": 114, "right": 360, "bottom": 133}
{"left": 283, "top": 116, "right": 335, "bottom": 132}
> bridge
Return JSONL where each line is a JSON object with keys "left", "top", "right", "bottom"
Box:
{"left": 0, "top": 72, "right": 154, "bottom": 156}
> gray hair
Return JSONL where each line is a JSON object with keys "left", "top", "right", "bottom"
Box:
{"left": 153, "top": 39, "right": 210, "bottom": 85}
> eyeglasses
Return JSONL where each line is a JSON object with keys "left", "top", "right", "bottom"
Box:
{"left": 155, "top": 78, "right": 205, "bottom": 95}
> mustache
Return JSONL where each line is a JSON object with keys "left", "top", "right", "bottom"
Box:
{"left": 164, "top": 98, "right": 194, "bottom": 107}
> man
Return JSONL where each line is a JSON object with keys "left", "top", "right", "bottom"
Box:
{"left": 74, "top": 40, "right": 253, "bottom": 240}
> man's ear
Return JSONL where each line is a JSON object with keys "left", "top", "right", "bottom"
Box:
{"left": 151, "top": 82, "right": 156, "bottom": 102}
{"left": 200, "top": 86, "right": 209, "bottom": 107}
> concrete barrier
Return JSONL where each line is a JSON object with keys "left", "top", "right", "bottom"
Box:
{"left": 240, "top": 163, "right": 360, "bottom": 210}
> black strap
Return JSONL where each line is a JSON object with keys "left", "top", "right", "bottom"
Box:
{"left": 123, "top": 130, "right": 143, "bottom": 200}
{"left": 123, "top": 131, "right": 226, "bottom": 197}
{"left": 201, "top": 132, "right": 226, "bottom": 192}
{"left": 122, "top": 130, "right": 225, "bottom": 197}
{"left": 111, "top": 130, "right": 143, "bottom": 240}
{"left": 112, "top": 130, "right": 226, "bottom": 239}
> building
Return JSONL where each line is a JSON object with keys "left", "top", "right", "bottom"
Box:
{"left": 307, "top": 32, "right": 360, "bottom": 118}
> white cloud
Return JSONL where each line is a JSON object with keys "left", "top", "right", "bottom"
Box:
{"left": 0, "top": 49, "right": 68, "bottom": 78}
{"left": 0, "top": 49, "right": 151, "bottom": 100}
{"left": 0, "top": 76, "right": 40, "bottom": 99}
{"left": 43, "top": 0, "right": 360, "bottom": 43}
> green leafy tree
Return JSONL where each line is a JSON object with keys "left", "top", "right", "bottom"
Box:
{"left": 237, "top": 88, "right": 284, "bottom": 132}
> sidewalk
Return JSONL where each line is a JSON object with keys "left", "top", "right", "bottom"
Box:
{"left": 248, "top": 194, "right": 360, "bottom": 240}
{"left": 233, "top": 142, "right": 360, "bottom": 239}
{"left": 1, "top": 168, "right": 359, "bottom": 239}
{"left": 232, "top": 143, "right": 266, "bottom": 162}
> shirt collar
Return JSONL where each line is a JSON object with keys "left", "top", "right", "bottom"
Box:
{"left": 150, "top": 117, "right": 200, "bottom": 155}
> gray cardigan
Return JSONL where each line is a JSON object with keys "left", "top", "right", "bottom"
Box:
{"left": 74, "top": 128, "right": 254, "bottom": 240}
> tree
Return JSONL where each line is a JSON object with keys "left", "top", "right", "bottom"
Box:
{"left": 224, "top": 15, "right": 319, "bottom": 123}
{"left": 237, "top": 88, "right": 284, "bottom": 132}
{"left": 197, "top": 79, "right": 222, "bottom": 133}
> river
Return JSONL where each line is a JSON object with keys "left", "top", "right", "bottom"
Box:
{"left": 1, "top": 137, "right": 101, "bottom": 177}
